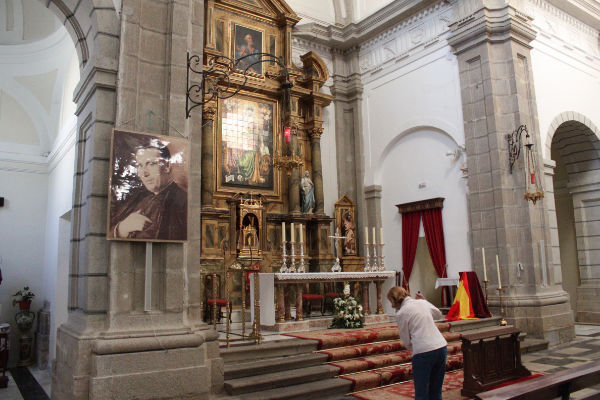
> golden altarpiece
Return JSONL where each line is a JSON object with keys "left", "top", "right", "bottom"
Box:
{"left": 199, "top": 0, "right": 335, "bottom": 298}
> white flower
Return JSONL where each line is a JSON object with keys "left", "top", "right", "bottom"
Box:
{"left": 338, "top": 311, "right": 344, "bottom": 318}
{"left": 358, "top": 305, "right": 363, "bottom": 311}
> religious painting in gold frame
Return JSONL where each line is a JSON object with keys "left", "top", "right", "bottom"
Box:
{"left": 233, "top": 24, "right": 264, "bottom": 74}
{"left": 216, "top": 94, "right": 279, "bottom": 194}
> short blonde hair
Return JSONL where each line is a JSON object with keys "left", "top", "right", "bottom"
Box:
{"left": 387, "top": 286, "right": 409, "bottom": 308}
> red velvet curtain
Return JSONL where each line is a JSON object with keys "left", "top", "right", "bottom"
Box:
{"left": 422, "top": 208, "right": 449, "bottom": 305}
{"left": 401, "top": 211, "right": 421, "bottom": 290}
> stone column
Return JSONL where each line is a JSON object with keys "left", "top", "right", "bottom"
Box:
{"left": 201, "top": 104, "right": 216, "bottom": 208}
{"left": 449, "top": 1, "right": 574, "bottom": 345}
{"left": 310, "top": 127, "right": 325, "bottom": 214}
{"left": 364, "top": 185, "right": 383, "bottom": 241}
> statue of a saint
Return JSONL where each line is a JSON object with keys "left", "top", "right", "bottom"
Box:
{"left": 300, "top": 170, "right": 315, "bottom": 214}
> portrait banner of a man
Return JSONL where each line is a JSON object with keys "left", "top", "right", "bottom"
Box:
{"left": 107, "top": 129, "right": 189, "bottom": 242}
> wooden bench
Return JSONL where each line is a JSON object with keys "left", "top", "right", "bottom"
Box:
{"left": 461, "top": 326, "right": 530, "bottom": 397}
{"left": 475, "top": 361, "right": 600, "bottom": 400}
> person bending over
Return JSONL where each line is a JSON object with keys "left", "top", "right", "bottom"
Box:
{"left": 387, "top": 286, "right": 447, "bottom": 400}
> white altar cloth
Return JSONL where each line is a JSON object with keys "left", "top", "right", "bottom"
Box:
{"left": 250, "top": 271, "right": 396, "bottom": 326}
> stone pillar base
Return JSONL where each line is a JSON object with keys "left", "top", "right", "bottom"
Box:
{"left": 494, "top": 294, "right": 575, "bottom": 346}
{"left": 577, "top": 285, "right": 600, "bottom": 323}
{"left": 53, "top": 326, "right": 222, "bottom": 400}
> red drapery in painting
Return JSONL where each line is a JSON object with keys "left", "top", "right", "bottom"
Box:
{"left": 401, "top": 211, "right": 421, "bottom": 290}
{"left": 422, "top": 208, "right": 449, "bottom": 306}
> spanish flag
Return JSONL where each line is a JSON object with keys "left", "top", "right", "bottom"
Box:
{"left": 446, "top": 271, "right": 491, "bottom": 321}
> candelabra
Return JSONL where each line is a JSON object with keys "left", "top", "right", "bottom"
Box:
{"left": 297, "top": 242, "right": 306, "bottom": 273}
{"left": 364, "top": 243, "right": 372, "bottom": 272}
{"left": 288, "top": 241, "right": 297, "bottom": 273}
{"left": 377, "top": 243, "right": 385, "bottom": 271}
{"left": 280, "top": 242, "right": 289, "bottom": 273}
{"left": 483, "top": 279, "right": 489, "bottom": 305}
{"left": 496, "top": 286, "right": 507, "bottom": 326}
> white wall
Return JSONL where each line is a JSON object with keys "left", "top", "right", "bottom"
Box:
{"left": 0, "top": 170, "right": 48, "bottom": 365}
{"left": 528, "top": 1, "right": 600, "bottom": 154}
{"left": 361, "top": 44, "right": 470, "bottom": 279}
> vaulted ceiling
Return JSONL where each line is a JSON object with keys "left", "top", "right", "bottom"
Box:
{"left": 0, "top": 0, "right": 79, "bottom": 168}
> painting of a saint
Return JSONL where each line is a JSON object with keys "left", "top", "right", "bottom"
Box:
{"left": 221, "top": 97, "right": 274, "bottom": 190}
{"left": 234, "top": 25, "right": 262, "bottom": 74}
{"left": 107, "top": 130, "right": 189, "bottom": 242}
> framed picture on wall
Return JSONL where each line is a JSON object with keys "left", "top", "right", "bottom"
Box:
{"left": 107, "top": 129, "right": 189, "bottom": 242}
{"left": 219, "top": 95, "right": 275, "bottom": 191}
{"left": 233, "top": 24, "right": 263, "bottom": 74}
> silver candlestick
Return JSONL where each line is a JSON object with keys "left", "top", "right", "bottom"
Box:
{"left": 288, "top": 241, "right": 297, "bottom": 273}
{"left": 297, "top": 242, "right": 306, "bottom": 273}
{"left": 371, "top": 243, "right": 379, "bottom": 270}
{"left": 377, "top": 243, "right": 385, "bottom": 271}
{"left": 280, "top": 242, "right": 289, "bottom": 273}
{"left": 364, "top": 243, "right": 372, "bottom": 272}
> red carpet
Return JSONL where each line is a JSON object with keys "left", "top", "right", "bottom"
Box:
{"left": 328, "top": 341, "right": 463, "bottom": 374}
{"left": 319, "top": 340, "right": 406, "bottom": 361}
{"left": 284, "top": 322, "right": 454, "bottom": 350}
{"left": 340, "top": 353, "right": 464, "bottom": 392}
{"left": 350, "top": 369, "right": 544, "bottom": 399}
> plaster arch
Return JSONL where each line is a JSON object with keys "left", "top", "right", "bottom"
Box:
{"left": 545, "top": 111, "right": 600, "bottom": 159}
{"left": 373, "top": 118, "right": 463, "bottom": 186}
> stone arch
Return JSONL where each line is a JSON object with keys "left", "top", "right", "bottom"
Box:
{"left": 374, "top": 118, "right": 462, "bottom": 186}
{"left": 545, "top": 111, "right": 600, "bottom": 159}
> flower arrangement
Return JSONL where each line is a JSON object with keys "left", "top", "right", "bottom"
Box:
{"left": 12, "top": 286, "right": 35, "bottom": 310}
{"left": 330, "top": 295, "right": 364, "bottom": 329}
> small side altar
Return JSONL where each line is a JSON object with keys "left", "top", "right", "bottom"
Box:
{"left": 251, "top": 271, "right": 395, "bottom": 330}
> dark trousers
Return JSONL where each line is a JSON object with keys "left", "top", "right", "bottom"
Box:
{"left": 412, "top": 346, "right": 447, "bottom": 400}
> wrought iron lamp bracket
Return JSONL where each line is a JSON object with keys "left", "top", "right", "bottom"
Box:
{"left": 186, "top": 52, "right": 290, "bottom": 119}
{"left": 506, "top": 124, "right": 530, "bottom": 174}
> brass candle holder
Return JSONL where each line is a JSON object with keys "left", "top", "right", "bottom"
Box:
{"left": 483, "top": 279, "right": 489, "bottom": 305}
{"left": 496, "top": 286, "right": 508, "bottom": 326}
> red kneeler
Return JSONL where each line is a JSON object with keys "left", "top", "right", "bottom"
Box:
{"left": 204, "top": 274, "right": 232, "bottom": 323}
{"left": 302, "top": 293, "right": 324, "bottom": 317}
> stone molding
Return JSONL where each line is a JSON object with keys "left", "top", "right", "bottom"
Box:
{"left": 545, "top": 111, "right": 600, "bottom": 158}
{"left": 93, "top": 333, "right": 207, "bottom": 355}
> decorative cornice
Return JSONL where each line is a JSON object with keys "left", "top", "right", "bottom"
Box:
{"left": 396, "top": 197, "right": 445, "bottom": 213}
{"left": 448, "top": 5, "right": 537, "bottom": 55}
{"left": 545, "top": 0, "right": 600, "bottom": 31}
{"left": 293, "top": 0, "right": 443, "bottom": 51}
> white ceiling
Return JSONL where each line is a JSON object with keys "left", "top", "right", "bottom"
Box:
{"left": 0, "top": 0, "right": 79, "bottom": 169}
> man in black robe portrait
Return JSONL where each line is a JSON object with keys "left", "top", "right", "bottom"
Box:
{"left": 110, "top": 142, "right": 187, "bottom": 241}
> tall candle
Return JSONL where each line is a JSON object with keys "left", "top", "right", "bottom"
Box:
{"left": 299, "top": 223, "right": 304, "bottom": 244}
{"left": 482, "top": 247, "right": 487, "bottom": 281}
{"left": 380, "top": 227, "right": 384, "bottom": 245}
{"left": 364, "top": 227, "right": 369, "bottom": 245}
{"left": 496, "top": 254, "right": 502, "bottom": 289}
{"left": 373, "top": 227, "right": 377, "bottom": 246}
{"left": 291, "top": 222, "right": 295, "bottom": 243}
{"left": 282, "top": 222, "right": 286, "bottom": 243}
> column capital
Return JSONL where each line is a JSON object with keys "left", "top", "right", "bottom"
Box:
{"left": 448, "top": 4, "right": 536, "bottom": 55}
{"left": 310, "top": 127, "right": 324, "bottom": 140}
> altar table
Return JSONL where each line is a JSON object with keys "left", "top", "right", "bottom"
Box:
{"left": 250, "top": 271, "right": 396, "bottom": 327}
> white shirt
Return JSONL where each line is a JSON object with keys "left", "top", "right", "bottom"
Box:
{"left": 395, "top": 296, "right": 447, "bottom": 355}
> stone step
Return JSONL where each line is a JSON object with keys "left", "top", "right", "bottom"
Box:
{"left": 220, "top": 338, "right": 318, "bottom": 363}
{"left": 225, "top": 352, "right": 330, "bottom": 380}
{"left": 521, "top": 337, "right": 549, "bottom": 354}
{"left": 225, "top": 365, "right": 340, "bottom": 395}
{"left": 238, "top": 377, "right": 352, "bottom": 400}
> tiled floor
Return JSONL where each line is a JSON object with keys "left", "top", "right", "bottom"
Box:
{"left": 3, "top": 324, "right": 600, "bottom": 399}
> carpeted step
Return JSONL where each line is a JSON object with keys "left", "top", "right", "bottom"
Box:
{"left": 284, "top": 322, "right": 454, "bottom": 350}
{"left": 238, "top": 377, "right": 353, "bottom": 400}
{"left": 225, "top": 352, "right": 330, "bottom": 379}
{"left": 318, "top": 331, "right": 461, "bottom": 362}
{"left": 220, "top": 338, "right": 318, "bottom": 363}
{"left": 328, "top": 341, "right": 463, "bottom": 374}
{"left": 339, "top": 353, "right": 464, "bottom": 392}
{"left": 224, "top": 364, "right": 340, "bottom": 395}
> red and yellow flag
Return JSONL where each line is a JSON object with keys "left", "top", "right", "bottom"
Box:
{"left": 446, "top": 272, "right": 477, "bottom": 321}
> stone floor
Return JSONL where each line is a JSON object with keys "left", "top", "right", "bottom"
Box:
{"left": 3, "top": 323, "right": 600, "bottom": 399}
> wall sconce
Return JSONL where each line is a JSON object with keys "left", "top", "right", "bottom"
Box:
{"left": 445, "top": 145, "right": 465, "bottom": 161}
{"left": 506, "top": 125, "right": 544, "bottom": 204}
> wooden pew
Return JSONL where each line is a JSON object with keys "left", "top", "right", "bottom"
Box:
{"left": 475, "top": 361, "right": 600, "bottom": 400}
